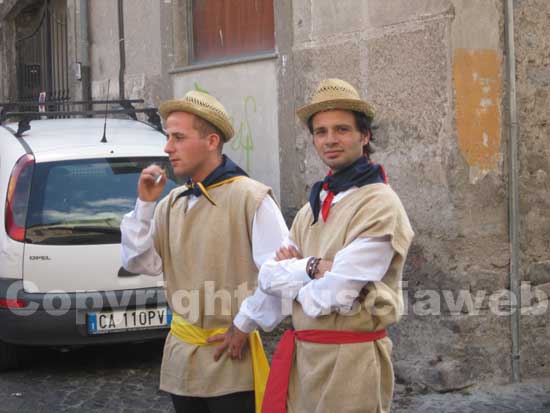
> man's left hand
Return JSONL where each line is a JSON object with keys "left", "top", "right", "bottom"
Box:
{"left": 208, "top": 324, "right": 249, "bottom": 361}
{"left": 275, "top": 245, "right": 303, "bottom": 261}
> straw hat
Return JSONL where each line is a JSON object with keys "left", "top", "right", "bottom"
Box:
{"left": 159, "top": 91, "right": 234, "bottom": 142}
{"left": 296, "top": 78, "right": 375, "bottom": 125}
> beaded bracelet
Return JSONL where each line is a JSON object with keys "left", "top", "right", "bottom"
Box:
{"left": 306, "top": 257, "right": 321, "bottom": 279}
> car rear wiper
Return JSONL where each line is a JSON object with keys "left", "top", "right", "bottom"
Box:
{"left": 64, "top": 226, "right": 121, "bottom": 234}
{"left": 28, "top": 225, "right": 120, "bottom": 234}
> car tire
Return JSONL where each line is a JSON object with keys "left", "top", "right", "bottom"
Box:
{"left": 0, "top": 340, "right": 18, "bottom": 371}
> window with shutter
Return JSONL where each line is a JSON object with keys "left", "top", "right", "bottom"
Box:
{"left": 192, "top": 0, "right": 275, "bottom": 62}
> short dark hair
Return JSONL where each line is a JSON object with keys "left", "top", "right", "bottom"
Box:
{"left": 307, "top": 110, "right": 375, "bottom": 155}
{"left": 192, "top": 115, "right": 224, "bottom": 152}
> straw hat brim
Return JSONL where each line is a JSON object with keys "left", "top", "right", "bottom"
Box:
{"left": 159, "top": 99, "right": 234, "bottom": 142}
{"left": 296, "top": 98, "right": 375, "bottom": 125}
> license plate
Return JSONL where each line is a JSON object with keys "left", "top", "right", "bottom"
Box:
{"left": 87, "top": 307, "right": 172, "bottom": 335}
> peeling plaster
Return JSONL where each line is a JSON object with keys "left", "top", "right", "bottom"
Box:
{"left": 453, "top": 48, "right": 502, "bottom": 181}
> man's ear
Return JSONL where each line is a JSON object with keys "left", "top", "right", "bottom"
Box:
{"left": 362, "top": 129, "right": 371, "bottom": 146}
{"left": 206, "top": 133, "right": 222, "bottom": 152}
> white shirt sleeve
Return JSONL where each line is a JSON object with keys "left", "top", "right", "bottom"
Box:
{"left": 233, "top": 195, "right": 291, "bottom": 333}
{"left": 258, "top": 243, "right": 311, "bottom": 300}
{"left": 120, "top": 199, "right": 163, "bottom": 276}
{"left": 296, "top": 236, "right": 395, "bottom": 318}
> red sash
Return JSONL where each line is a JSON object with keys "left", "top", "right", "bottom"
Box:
{"left": 261, "top": 329, "right": 387, "bottom": 413}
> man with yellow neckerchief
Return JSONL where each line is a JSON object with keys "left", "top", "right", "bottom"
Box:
{"left": 120, "top": 90, "right": 289, "bottom": 413}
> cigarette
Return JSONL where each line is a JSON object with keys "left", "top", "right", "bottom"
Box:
{"left": 154, "top": 174, "right": 163, "bottom": 185}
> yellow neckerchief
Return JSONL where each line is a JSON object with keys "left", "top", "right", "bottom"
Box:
{"left": 185, "top": 176, "right": 245, "bottom": 206}
{"left": 170, "top": 313, "right": 270, "bottom": 413}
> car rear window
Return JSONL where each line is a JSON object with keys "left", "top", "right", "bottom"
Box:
{"left": 25, "top": 157, "right": 177, "bottom": 245}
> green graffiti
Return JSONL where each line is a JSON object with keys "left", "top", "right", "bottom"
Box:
{"left": 230, "top": 96, "right": 256, "bottom": 173}
{"left": 194, "top": 82, "right": 209, "bottom": 94}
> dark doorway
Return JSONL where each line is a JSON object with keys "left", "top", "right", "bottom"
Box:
{"left": 15, "top": 0, "right": 69, "bottom": 104}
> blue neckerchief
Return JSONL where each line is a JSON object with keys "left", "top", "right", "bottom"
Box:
{"left": 176, "top": 155, "right": 248, "bottom": 205}
{"left": 308, "top": 155, "right": 387, "bottom": 224}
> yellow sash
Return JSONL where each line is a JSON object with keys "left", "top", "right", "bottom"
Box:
{"left": 170, "top": 313, "right": 270, "bottom": 413}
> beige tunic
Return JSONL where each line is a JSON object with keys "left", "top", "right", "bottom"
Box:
{"left": 152, "top": 177, "right": 271, "bottom": 397}
{"left": 287, "top": 183, "right": 414, "bottom": 413}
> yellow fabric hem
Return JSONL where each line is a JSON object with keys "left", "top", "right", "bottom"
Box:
{"left": 196, "top": 182, "right": 217, "bottom": 206}
{"left": 206, "top": 176, "right": 245, "bottom": 190}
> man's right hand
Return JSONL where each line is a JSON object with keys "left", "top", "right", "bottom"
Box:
{"left": 138, "top": 164, "right": 166, "bottom": 202}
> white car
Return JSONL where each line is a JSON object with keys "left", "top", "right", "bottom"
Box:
{"left": 0, "top": 110, "right": 175, "bottom": 370}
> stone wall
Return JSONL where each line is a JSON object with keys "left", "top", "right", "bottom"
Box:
{"left": 87, "top": 0, "right": 169, "bottom": 105}
{"left": 515, "top": 0, "right": 550, "bottom": 379}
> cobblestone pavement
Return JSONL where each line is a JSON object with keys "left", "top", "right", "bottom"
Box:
{"left": 1, "top": 336, "right": 549, "bottom": 412}
{"left": 0, "top": 340, "right": 173, "bottom": 412}
{"left": 393, "top": 379, "right": 550, "bottom": 412}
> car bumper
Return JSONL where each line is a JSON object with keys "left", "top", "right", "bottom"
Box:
{"left": 0, "top": 278, "right": 169, "bottom": 346}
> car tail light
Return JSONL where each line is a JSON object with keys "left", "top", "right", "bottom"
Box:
{"left": 5, "top": 154, "right": 35, "bottom": 242}
{"left": 0, "top": 298, "right": 27, "bottom": 308}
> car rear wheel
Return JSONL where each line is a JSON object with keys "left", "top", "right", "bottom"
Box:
{"left": 0, "top": 340, "right": 18, "bottom": 371}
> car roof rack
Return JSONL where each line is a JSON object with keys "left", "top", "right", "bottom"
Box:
{"left": 0, "top": 99, "right": 145, "bottom": 117}
{"left": 0, "top": 98, "right": 144, "bottom": 107}
{"left": 0, "top": 99, "right": 164, "bottom": 136}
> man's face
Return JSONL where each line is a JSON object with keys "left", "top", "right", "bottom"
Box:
{"left": 311, "top": 109, "right": 369, "bottom": 172}
{"left": 164, "top": 111, "right": 212, "bottom": 179}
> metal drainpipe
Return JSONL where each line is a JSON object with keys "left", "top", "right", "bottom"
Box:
{"left": 504, "top": 0, "right": 521, "bottom": 383}
{"left": 117, "top": 0, "right": 125, "bottom": 100}
{"left": 79, "top": 0, "right": 91, "bottom": 109}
